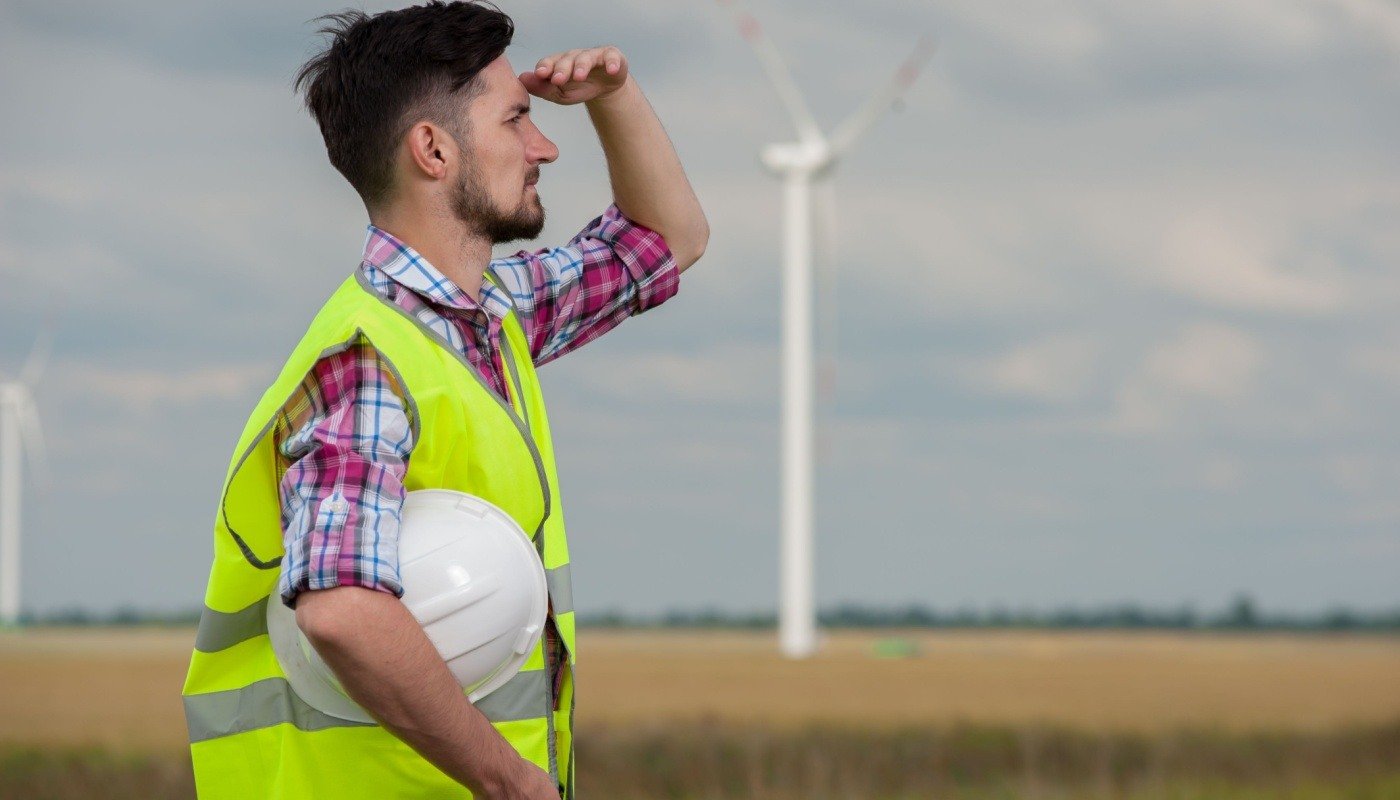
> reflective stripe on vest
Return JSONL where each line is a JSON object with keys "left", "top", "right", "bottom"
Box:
{"left": 184, "top": 669, "right": 553, "bottom": 743}
{"left": 182, "top": 272, "right": 576, "bottom": 798}
{"left": 193, "top": 564, "right": 574, "bottom": 654}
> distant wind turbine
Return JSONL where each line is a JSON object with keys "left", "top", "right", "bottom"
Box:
{"left": 718, "top": 0, "right": 934, "bottom": 659}
{"left": 1, "top": 331, "right": 50, "bottom": 627}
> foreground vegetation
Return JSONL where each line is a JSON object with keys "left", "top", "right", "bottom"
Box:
{"left": 3, "top": 721, "right": 1397, "bottom": 800}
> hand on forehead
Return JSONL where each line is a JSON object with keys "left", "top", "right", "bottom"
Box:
{"left": 518, "top": 46, "right": 629, "bottom": 106}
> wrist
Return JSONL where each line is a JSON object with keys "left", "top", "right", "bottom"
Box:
{"left": 471, "top": 755, "right": 530, "bottom": 798}
{"left": 586, "top": 74, "right": 638, "bottom": 111}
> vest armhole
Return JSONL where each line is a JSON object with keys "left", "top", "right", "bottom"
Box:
{"left": 221, "top": 327, "right": 420, "bottom": 571}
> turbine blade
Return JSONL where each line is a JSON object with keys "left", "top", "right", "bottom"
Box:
{"left": 15, "top": 390, "right": 48, "bottom": 492}
{"left": 828, "top": 35, "right": 935, "bottom": 160}
{"left": 716, "top": 0, "right": 825, "bottom": 145}
{"left": 19, "top": 325, "right": 53, "bottom": 387}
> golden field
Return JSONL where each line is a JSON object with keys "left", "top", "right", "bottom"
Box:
{"left": 1, "top": 627, "right": 1398, "bottom": 751}
{"left": 576, "top": 628, "right": 1400, "bottom": 733}
{"left": 2, "top": 627, "right": 1399, "bottom": 799}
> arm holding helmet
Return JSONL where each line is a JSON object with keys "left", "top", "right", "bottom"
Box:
{"left": 276, "top": 344, "right": 559, "bottom": 799}
{"left": 296, "top": 587, "right": 559, "bottom": 799}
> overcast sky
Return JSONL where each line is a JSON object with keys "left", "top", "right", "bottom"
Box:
{"left": 1, "top": 0, "right": 1398, "bottom": 617}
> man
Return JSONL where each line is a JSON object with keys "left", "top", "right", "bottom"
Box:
{"left": 181, "top": 2, "right": 708, "bottom": 798}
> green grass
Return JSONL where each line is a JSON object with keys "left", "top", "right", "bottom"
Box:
{"left": 0, "top": 747, "right": 193, "bottom": 800}
{"left": 3, "top": 722, "right": 1398, "bottom": 799}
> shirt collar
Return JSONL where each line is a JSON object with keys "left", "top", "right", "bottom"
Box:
{"left": 360, "top": 224, "right": 513, "bottom": 319}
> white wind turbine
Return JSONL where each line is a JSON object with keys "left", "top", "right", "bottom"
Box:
{"left": 0, "top": 332, "right": 50, "bottom": 627}
{"left": 718, "top": 0, "right": 933, "bottom": 658}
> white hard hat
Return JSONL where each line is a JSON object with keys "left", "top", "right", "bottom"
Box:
{"left": 266, "top": 489, "right": 549, "bottom": 723}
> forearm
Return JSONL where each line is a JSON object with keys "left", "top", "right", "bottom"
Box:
{"left": 585, "top": 75, "right": 709, "bottom": 271}
{"left": 295, "top": 586, "right": 527, "bottom": 796}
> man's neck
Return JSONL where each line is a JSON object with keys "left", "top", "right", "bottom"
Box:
{"left": 369, "top": 206, "right": 493, "bottom": 304}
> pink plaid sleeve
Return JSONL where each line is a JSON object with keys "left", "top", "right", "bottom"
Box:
{"left": 272, "top": 339, "right": 413, "bottom": 608}
{"left": 488, "top": 204, "right": 679, "bottom": 366}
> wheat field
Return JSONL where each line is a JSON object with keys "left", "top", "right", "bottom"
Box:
{"left": 2, "top": 627, "right": 1398, "bottom": 752}
{"left": 3, "top": 627, "right": 1399, "bottom": 798}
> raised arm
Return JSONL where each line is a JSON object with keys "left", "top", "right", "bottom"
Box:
{"left": 521, "top": 46, "right": 710, "bottom": 273}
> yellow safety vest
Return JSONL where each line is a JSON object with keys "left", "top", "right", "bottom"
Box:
{"left": 182, "top": 270, "right": 577, "bottom": 799}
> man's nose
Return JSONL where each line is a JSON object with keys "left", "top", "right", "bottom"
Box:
{"left": 530, "top": 130, "right": 559, "bottom": 165}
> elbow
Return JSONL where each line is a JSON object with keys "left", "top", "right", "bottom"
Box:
{"left": 294, "top": 585, "right": 374, "bottom": 651}
{"left": 675, "top": 215, "right": 710, "bottom": 273}
{"left": 294, "top": 594, "right": 340, "bottom": 650}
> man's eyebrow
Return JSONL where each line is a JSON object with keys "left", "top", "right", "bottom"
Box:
{"left": 508, "top": 102, "right": 531, "bottom": 115}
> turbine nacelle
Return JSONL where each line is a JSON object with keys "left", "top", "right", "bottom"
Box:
{"left": 759, "top": 140, "right": 834, "bottom": 175}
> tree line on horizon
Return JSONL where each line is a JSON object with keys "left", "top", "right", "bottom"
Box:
{"left": 587, "top": 594, "right": 1400, "bottom": 631}
{"left": 20, "top": 594, "right": 1399, "bottom": 631}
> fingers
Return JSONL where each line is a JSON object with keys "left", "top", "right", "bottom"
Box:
{"left": 534, "top": 46, "right": 622, "bottom": 86}
{"left": 571, "top": 50, "right": 599, "bottom": 83}
{"left": 550, "top": 55, "right": 579, "bottom": 85}
{"left": 600, "top": 46, "right": 624, "bottom": 75}
{"left": 518, "top": 70, "right": 559, "bottom": 100}
{"left": 534, "top": 49, "right": 579, "bottom": 86}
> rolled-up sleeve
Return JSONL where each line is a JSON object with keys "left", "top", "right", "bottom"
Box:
{"left": 489, "top": 203, "right": 679, "bottom": 366}
{"left": 272, "top": 338, "right": 413, "bottom": 608}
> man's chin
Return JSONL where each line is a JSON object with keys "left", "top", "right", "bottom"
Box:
{"left": 487, "top": 210, "right": 546, "bottom": 245}
{"left": 521, "top": 200, "right": 546, "bottom": 237}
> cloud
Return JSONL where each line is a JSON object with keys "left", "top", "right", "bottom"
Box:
{"left": 1012, "top": 174, "right": 1396, "bottom": 319}
{"left": 964, "top": 333, "right": 1102, "bottom": 403}
{"left": 552, "top": 341, "right": 779, "bottom": 409}
{"left": 1350, "top": 340, "right": 1400, "bottom": 389}
{"left": 1156, "top": 209, "right": 1348, "bottom": 314}
{"left": 1324, "top": 0, "right": 1400, "bottom": 56}
{"left": 1138, "top": 322, "right": 1263, "bottom": 399}
{"left": 1323, "top": 452, "right": 1400, "bottom": 523}
{"left": 51, "top": 360, "right": 274, "bottom": 413}
{"left": 936, "top": 0, "right": 1400, "bottom": 109}
{"left": 1199, "top": 454, "right": 1246, "bottom": 492}
{"left": 941, "top": 1, "right": 1107, "bottom": 66}
{"left": 0, "top": 237, "right": 138, "bottom": 305}
{"left": 1109, "top": 322, "right": 1264, "bottom": 434}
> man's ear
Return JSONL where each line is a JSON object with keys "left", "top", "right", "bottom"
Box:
{"left": 404, "top": 121, "right": 453, "bottom": 181}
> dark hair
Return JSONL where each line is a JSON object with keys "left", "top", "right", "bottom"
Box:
{"left": 294, "top": 1, "right": 515, "bottom": 210}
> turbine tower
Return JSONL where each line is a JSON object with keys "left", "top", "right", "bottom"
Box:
{"left": 0, "top": 332, "right": 49, "bottom": 627}
{"left": 718, "top": 0, "right": 933, "bottom": 658}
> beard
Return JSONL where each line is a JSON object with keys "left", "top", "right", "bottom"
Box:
{"left": 450, "top": 157, "right": 546, "bottom": 245}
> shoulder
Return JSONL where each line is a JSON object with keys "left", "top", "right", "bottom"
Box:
{"left": 489, "top": 245, "right": 586, "bottom": 295}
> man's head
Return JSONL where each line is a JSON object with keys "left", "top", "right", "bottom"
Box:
{"left": 294, "top": 1, "right": 558, "bottom": 242}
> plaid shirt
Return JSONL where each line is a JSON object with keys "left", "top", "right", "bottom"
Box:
{"left": 272, "top": 204, "right": 679, "bottom": 703}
